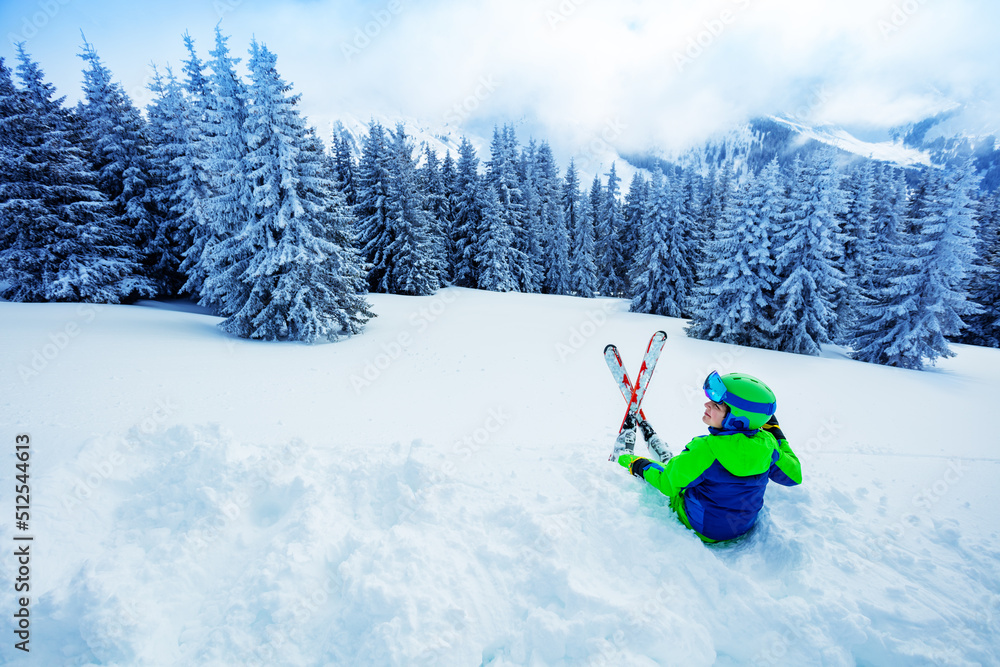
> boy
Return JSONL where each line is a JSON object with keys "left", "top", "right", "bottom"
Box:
{"left": 614, "top": 371, "right": 802, "bottom": 543}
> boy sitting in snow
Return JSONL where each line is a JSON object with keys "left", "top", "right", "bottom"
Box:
{"left": 614, "top": 371, "right": 802, "bottom": 543}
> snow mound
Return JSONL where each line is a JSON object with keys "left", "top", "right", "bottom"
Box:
{"left": 2, "top": 289, "right": 999, "bottom": 665}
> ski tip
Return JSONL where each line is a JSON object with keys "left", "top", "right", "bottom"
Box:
{"left": 604, "top": 343, "right": 616, "bottom": 354}
{"left": 655, "top": 331, "right": 667, "bottom": 339}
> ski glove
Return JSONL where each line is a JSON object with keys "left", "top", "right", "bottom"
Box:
{"left": 637, "top": 418, "right": 656, "bottom": 441}
{"left": 628, "top": 457, "right": 653, "bottom": 478}
{"left": 762, "top": 414, "right": 786, "bottom": 442}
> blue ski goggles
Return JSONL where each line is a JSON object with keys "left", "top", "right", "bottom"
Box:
{"left": 703, "top": 371, "right": 776, "bottom": 414}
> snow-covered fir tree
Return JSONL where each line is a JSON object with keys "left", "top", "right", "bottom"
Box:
{"left": 835, "top": 159, "right": 877, "bottom": 339}
{"left": 380, "top": 123, "right": 441, "bottom": 295}
{"left": 533, "top": 141, "right": 571, "bottom": 295}
{"left": 355, "top": 121, "right": 393, "bottom": 291}
{"left": 438, "top": 149, "right": 459, "bottom": 283}
{"left": 621, "top": 172, "right": 648, "bottom": 294}
{"left": 630, "top": 168, "right": 696, "bottom": 317}
{"left": 517, "top": 138, "right": 545, "bottom": 294}
{"left": 330, "top": 120, "right": 358, "bottom": 206}
{"left": 450, "top": 137, "right": 484, "bottom": 288}
{"left": 564, "top": 160, "right": 596, "bottom": 297}
{"left": 596, "top": 162, "right": 627, "bottom": 297}
{"left": 143, "top": 65, "right": 189, "bottom": 295}
{"left": 957, "top": 189, "right": 1000, "bottom": 347}
{"left": 485, "top": 125, "right": 534, "bottom": 292}
{"left": 686, "top": 159, "right": 782, "bottom": 347}
{"left": 417, "top": 143, "right": 449, "bottom": 279}
{"left": 771, "top": 151, "right": 846, "bottom": 355}
{"left": 205, "top": 41, "right": 372, "bottom": 341}
{"left": 77, "top": 38, "right": 163, "bottom": 292}
{"left": 173, "top": 32, "right": 215, "bottom": 298}
{"left": 851, "top": 161, "right": 981, "bottom": 369}
{"left": 0, "top": 47, "right": 152, "bottom": 303}
{"left": 477, "top": 178, "right": 519, "bottom": 292}
{"left": 354, "top": 122, "right": 442, "bottom": 296}
{"left": 191, "top": 28, "right": 252, "bottom": 312}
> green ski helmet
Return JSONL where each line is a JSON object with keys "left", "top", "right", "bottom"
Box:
{"left": 703, "top": 371, "right": 777, "bottom": 430}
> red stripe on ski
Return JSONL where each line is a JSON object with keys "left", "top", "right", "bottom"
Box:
{"left": 618, "top": 331, "right": 667, "bottom": 431}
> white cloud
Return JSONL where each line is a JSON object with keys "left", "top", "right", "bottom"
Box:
{"left": 3, "top": 0, "right": 998, "bottom": 165}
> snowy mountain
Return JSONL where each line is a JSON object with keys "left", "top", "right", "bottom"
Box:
{"left": 891, "top": 110, "right": 1000, "bottom": 191}
{"left": 621, "top": 114, "right": 1000, "bottom": 193}
{"left": 2, "top": 288, "right": 998, "bottom": 664}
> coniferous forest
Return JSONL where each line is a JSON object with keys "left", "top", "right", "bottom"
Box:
{"left": 1, "top": 31, "right": 998, "bottom": 369}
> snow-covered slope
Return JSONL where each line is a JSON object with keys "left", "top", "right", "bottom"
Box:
{"left": 2, "top": 289, "right": 999, "bottom": 665}
{"left": 768, "top": 115, "right": 933, "bottom": 168}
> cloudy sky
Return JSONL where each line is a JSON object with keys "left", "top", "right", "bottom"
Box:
{"left": 3, "top": 0, "right": 999, "bottom": 164}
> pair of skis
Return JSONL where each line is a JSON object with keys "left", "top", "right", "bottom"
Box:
{"left": 604, "top": 331, "right": 667, "bottom": 460}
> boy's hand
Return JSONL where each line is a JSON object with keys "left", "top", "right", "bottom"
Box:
{"left": 762, "top": 414, "right": 786, "bottom": 441}
{"left": 629, "top": 457, "right": 652, "bottom": 478}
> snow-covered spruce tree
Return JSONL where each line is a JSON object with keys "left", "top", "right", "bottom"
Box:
{"left": 534, "top": 141, "right": 571, "bottom": 295}
{"left": 206, "top": 41, "right": 372, "bottom": 342}
{"left": 77, "top": 38, "right": 164, "bottom": 294}
{"left": 834, "top": 158, "right": 877, "bottom": 340}
{"left": 596, "top": 162, "right": 627, "bottom": 297}
{"left": 679, "top": 166, "right": 708, "bottom": 301}
{"left": 330, "top": 120, "right": 358, "bottom": 206}
{"left": 354, "top": 120, "right": 393, "bottom": 292}
{"left": 143, "top": 66, "right": 189, "bottom": 296}
{"left": 587, "top": 173, "right": 606, "bottom": 292}
{"left": 517, "top": 138, "right": 545, "bottom": 294}
{"left": 450, "top": 137, "right": 484, "bottom": 288}
{"left": 485, "top": 125, "right": 534, "bottom": 292}
{"left": 190, "top": 28, "right": 252, "bottom": 313}
{"left": 771, "top": 151, "right": 846, "bottom": 355}
{"left": 630, "top": 168, "right": 696, "bottom": 317}
{"left": 379, "top": 123, "right": 441, "bottom": 295}
{"left": 957, "top": 189, "right": 1000, "bottom": 347}
{"left": 621, "top": 172, "right": 648, "bottom": 294}
{"left": 174, "top": 32, "right": 215, "bottom": 299}
{"left": 564, "top": 160, "right": 596, "bottom": 297}
{"left": 438, "top": 149, "right": 459, "bottom": 282}
{"left": 686, "top": 159, "right": 782, "bottom": 347}
{"left": 417, "top": 143, "right": 449, "bottom": 280}
{"left": 0, "top": 47, "right": 151, "bottom": 303}
{"left": 850, "top": 161, "right": 981, "bottom": 368}
{"left": 476, "top": 178, "right": 518, "bottom": 292}
{"left": 596, "top": 162, "right": 628, "bottom": 297}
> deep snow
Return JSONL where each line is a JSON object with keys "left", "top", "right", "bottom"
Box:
{"left": 1, "top": 288, "right": 999, "bottom": 665}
